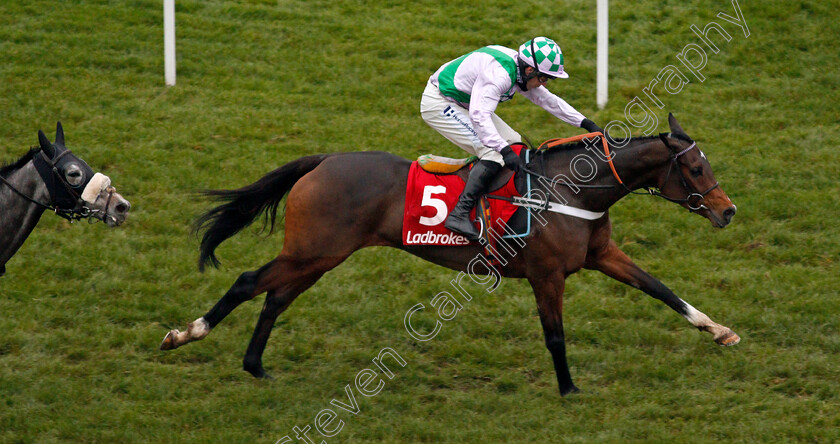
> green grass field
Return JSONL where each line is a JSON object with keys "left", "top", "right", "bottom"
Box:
{"left": 1, "top": 0, "right": 839, "bottom": 442}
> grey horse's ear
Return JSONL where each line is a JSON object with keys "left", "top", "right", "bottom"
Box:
{"left": 55, "top": 121, "right": 65, "bottom": 146}
{"left": 667, "top": 113, "right": 688, "bottom": 138}
{"left": 38, "top": 130, "right": 55, "bottom": 157}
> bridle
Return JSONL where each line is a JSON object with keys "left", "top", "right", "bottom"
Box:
{"left": 521, "top": 132, "right": 719, "bottom": 212}
{"left": 0, "top": 148, "right": 110, "bottom": 223}
{"left": 643, "top": 135, "right": 720, "bottom": 212}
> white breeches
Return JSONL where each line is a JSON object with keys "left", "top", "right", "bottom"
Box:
{"left": 420, "top": 80, "right": 521, "bottom": 166}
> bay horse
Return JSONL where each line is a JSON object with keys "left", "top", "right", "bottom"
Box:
{"left": 161, "top": 114, "right": 739, "bottom": 395}
{"left": 0, "top": 122, "right": 131, "bottom": 277}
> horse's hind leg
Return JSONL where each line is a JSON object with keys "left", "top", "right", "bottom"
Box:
{"left": 241, "top": 255, "right": 348, "bottom": 378}
{"left": 158, "top": 253, "right": 347, "bottom": 359}
{"left": 160, "top": 265, "right": 269, "bottom": 351}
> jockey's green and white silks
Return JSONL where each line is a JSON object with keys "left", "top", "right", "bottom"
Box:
{"left": 437, "top": 47, "right": 518, "bottom": 104}
{"left": 425, "top": 44, "right": 587, "bottom": 153}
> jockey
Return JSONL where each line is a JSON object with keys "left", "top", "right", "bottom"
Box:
{"left": 421, "top": 37, "right": 603, "bottom": 240}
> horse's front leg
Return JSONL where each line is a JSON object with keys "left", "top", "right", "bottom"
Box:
{"left": 528, "top": 271, "right": 579, "bottom": 396}
{"left": 586, "top": 240, "right": 740, "bottom": 346}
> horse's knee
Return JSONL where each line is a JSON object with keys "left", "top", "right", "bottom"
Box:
{"left": 545, "top": 336, "right": 567, "bottom": 354}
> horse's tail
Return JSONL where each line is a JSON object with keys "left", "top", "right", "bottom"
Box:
{"left": 195, "top": 154, "right": 329, "bottom": 271}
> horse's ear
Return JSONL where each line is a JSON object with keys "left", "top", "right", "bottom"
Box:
{"left": 659, "top": 133, "right": 671, "bottom": 150}
{"left": 667, "top": 113, "right": 688, "bottom": 138}
{"left": 38, "top": 130, "right": 55, "bottom": 157}
{"left": 55, "top": 121, "right": 65, "bottom": 146}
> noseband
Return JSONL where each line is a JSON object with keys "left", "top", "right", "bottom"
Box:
{"left": 645, "top": 140, "right": 720, "bottom": 211}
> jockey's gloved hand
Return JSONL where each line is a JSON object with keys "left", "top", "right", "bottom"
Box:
{"left": 580, "top": 118, "right": 604, "bottom": 135}
{"left": 500, "top": 145, "right": 523, "bottom": 172}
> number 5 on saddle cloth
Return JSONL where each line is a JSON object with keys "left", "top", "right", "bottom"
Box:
{"left": 402, "top": 144, "right": 534, "bottom": 264}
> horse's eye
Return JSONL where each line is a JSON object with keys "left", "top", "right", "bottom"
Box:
{"left": 65, "top": 168, "right": 85, "bottom": 186}
{"left": 690, "top": 167, "right": 703, "bottom": 177}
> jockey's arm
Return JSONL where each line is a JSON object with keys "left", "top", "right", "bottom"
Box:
{"left": 468, "top": 68, "right": 515, "bottom": 153}
{"left": 520, "top": 86, "right": 588, "bottom": 129}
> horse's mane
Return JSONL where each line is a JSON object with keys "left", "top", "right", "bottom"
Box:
{"left": 0, "top": 148, "right": 39, "bottom": 177}
{"left": 538, "top": 135, "right": 661, "bottom": 153}
{"left": 538, "top": 133, "right": 694, "bottom": 154}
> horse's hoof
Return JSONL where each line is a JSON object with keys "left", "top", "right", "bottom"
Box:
{"left": 560, "top": 385, "right": 581, "bottom": 396}
{"left": 245, "top": 367, "right": 273, "bottom": 380}
{"left": 715, "top": 328, "right": 741, "bottom": 346}
{"left": 243, "top": 360, "right": 272, "bottom": 379}
{"left": 159, "top": 330, "right": 179, "bottom": 351}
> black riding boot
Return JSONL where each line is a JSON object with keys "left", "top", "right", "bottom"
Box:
{"left": 444, "top": 160, "right": 502, "bottom": 240}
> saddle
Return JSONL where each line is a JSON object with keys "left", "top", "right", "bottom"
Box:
{"left": 416, "top": 151, "right": 518, "bottom": 194}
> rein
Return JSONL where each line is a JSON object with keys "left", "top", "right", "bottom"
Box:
{"left": 522, "top": 131, "right": 616, "bottom": 190}
{"left": 521, "top": 132, "right": 719, "bottom": 213}
{"left": 537, "top": 131, "right": 623, "bottom": 181}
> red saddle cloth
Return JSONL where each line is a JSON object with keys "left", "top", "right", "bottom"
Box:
{"left": 402, "top": 151, "right": 522, "bottom": 246}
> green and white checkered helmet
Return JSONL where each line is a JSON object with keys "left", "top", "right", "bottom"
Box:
{"left": 518, "top": 37, "right": 569, "bottom": 79}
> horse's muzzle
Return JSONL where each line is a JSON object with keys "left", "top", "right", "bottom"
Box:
{"left": 102, "top": 189, "right": 131, "bottom": 227}
{"left": 722, "top": 205, "right": 736, "bottom": 225}
{"left": 710, "top": 204, "right": 736, "bottom": 228}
